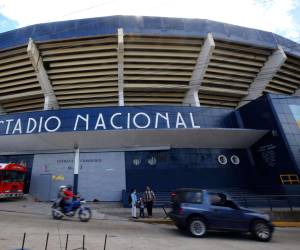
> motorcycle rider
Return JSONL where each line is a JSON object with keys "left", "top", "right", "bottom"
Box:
{"left": 53, "top": 185, "right": 66, "bottom": 209}
{"left": 63, "top": 185, "right": 76, "bottom": 213}
{"left": 58, "top": 185, "right": 66, "bottom": 198}
{"left": 51, "top": 185, "right": 92, "bottom": 222}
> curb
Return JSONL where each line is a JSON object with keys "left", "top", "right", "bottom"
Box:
{"left": 131, "top": 218, "right": 300, "bottom": 227}
{"left": 130, "top": 218, "right": 173, "bottom": 225}
{"left": 273, "top": 221, "right": 300, "bottom": 227}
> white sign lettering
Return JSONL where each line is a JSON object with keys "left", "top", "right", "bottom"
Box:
{"left": 0, "top": 109, "right": 203, "bottom": 136}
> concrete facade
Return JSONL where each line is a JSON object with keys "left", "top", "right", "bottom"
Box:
{"left": 27, "top": 38, "right": 59, "bottom": 110}
{"left": 238, "top": 46, "right": 287, "bottom": 107}
{"left": 183, "top": 33, "right": 215, "bottom": 106}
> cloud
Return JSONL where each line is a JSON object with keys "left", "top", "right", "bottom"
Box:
{"left": 0, "top": 0, "right": 299, "bottom": 42}
{"left": 0, "top": 13, "right": 18, "bottom": 32}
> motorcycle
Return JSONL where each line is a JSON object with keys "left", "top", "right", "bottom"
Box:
{"left": 51, "top": 197, "right": 92, "bottom": 222}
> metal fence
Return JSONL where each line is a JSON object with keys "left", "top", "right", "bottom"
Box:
{"left": 234, "top": 194, "right": 300, "bottom": 212}
{"left": 16, "top": 233, "right": 108, "bottom": 250}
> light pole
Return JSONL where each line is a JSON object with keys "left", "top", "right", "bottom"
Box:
{"left": 73, "top": 144, "right": 79, "bottom": 195}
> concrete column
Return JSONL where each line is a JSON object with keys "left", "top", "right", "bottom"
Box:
{"left": 0, "top": 105, "right": 5, "bottom": 115}
{"left": 117, "top": 28, "right": 125, "bottom": 106}
{"left": 293, "top": 80, "right": 300, "bottom": 97}
{"left": 238, "top": 46, "right": 287, "bottom": 107}
{"left": 73, "top": 147, "right": 80, "bottom": 195}
{"left": 27, "top": 38, "right": 59, "bottom": 110}
{"left": 294, "top": 89, "right": 300, "bottom": 96}
{"left": 183, "top": 33, "right": 215, "bottom": 106}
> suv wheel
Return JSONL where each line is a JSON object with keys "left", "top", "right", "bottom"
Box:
{"left": 188, "top": 217, "right": 207, "bottom": 237}
{"left": 252, "top": 220, "right": 272, "bottom": 242}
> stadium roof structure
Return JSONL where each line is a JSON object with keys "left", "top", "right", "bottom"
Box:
{"left": 0, "top": 15, "right": 300, "bottom": 113}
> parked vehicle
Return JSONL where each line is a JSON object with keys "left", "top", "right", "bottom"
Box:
{"left": 52, "top": 197, "right": 92, "bottom": 222}
{"left": 0, "top": 163, "right": 26, "bottom": 199}
{"left": 168, "top": 188, "right": 274, "bottom": 241}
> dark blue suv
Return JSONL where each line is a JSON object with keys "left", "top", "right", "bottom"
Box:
{"left": 168, "top": 189, "right": 274, "bottom": 241}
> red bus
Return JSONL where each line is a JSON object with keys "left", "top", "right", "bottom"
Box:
{"left": 0, "top": 163, "right": 27, "bottom": 199}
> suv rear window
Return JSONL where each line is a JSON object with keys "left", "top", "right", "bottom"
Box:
{"left": 172, "top": 191, "right": 203, "bottom": 204}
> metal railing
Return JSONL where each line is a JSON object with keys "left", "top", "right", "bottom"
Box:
{"left": 234, "top": 194, "right": 300, "bottom": 212}
{"left": 16, "top": 232, "right": 108, "bottom": 250}
{"left": 280, "top": 174, "right": 300, "bottom": 185}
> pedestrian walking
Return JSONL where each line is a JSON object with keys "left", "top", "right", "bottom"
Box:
{"left": 143, "top": 186, "right": 155, "bottom": 217}
{"left": 130, "top": 188, "right": 137, "bottom": 219}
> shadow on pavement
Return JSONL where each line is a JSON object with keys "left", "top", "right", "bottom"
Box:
{"left": 163, "top": 227, "right": 259, "bottom": 242}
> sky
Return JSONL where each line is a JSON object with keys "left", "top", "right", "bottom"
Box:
{"left": 0, "top": 0, "right": 300, "bottom": 43}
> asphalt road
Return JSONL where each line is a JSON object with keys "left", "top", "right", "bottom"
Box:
{"left": 0, "top": 210, "right": 299, "bottom": 250}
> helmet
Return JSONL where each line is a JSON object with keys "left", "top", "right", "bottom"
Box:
{"left": 66, "top": 185, "right": 73, "bottom": 190}
{"left": 59, "top": 185, "right": 66, "bottom": 190}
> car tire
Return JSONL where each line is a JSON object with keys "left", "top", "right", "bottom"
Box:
{"left": 251, "top": 220, "right": 272, "bottom": 242}
{"left": 188, "top": 217, "right": 207, "bottom": 238}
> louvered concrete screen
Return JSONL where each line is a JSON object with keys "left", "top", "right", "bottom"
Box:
{"left": 0, "top": 46, "right": 43, "bottom": 112}
{"left": 266, "top": 55, "right": 300, "bottom": 94}
{"left": 1, "top": 96, "right": 44, "bottom": 112}
{"left": 199, "top": 41, "right": 272, "bottom": 108}
{"left": 38, "top": 35, "right": 118, "bottom": 108}
{"left": 123, "top": 35, "right": 202, "bottom": 105}
{"left": 2, "top": 33, "right": 300, "bottom": 113}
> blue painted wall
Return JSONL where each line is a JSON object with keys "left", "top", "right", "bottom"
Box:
{"left": 119, "top": 106, "right": 250, "bottom": 192}
{"left": 1, "top": 94, "right": 299, "bottom": 196}
{"left": 269, "top": 94, "right": 300, "bottom": 175}
{"left": 0, "top": 106, "right": 237, "bottom": 136}
{"left": 125, "top": 148, "right": 254, "bottom": 192}
{"left": 238, "top": 94, "right": 300, "bottom": 193}
{"left": 120, "top": 94, "right": 300, "bottom": 194}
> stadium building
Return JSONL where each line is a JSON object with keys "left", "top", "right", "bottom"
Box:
{"left": 0, "top": 16, "right": 300, "bottom": 203}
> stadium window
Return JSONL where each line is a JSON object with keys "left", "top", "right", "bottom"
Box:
{"left": 230, "top": 155, "right": 240, "bottom": 165}
{"left": 147, "top": 156, "right": 157, "bottom": 166}
{"left": 217, "top": 155, "right": 227, "bottom": 165}
{"left": 132, "top": 158, "right": 141, "bottom": 167}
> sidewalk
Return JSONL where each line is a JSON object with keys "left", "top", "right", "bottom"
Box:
{"left": 0, "top": 195, "right": 299, "bottom": 227}
{"left": 0, "top": 195, "right": 167, "bottom": 221}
